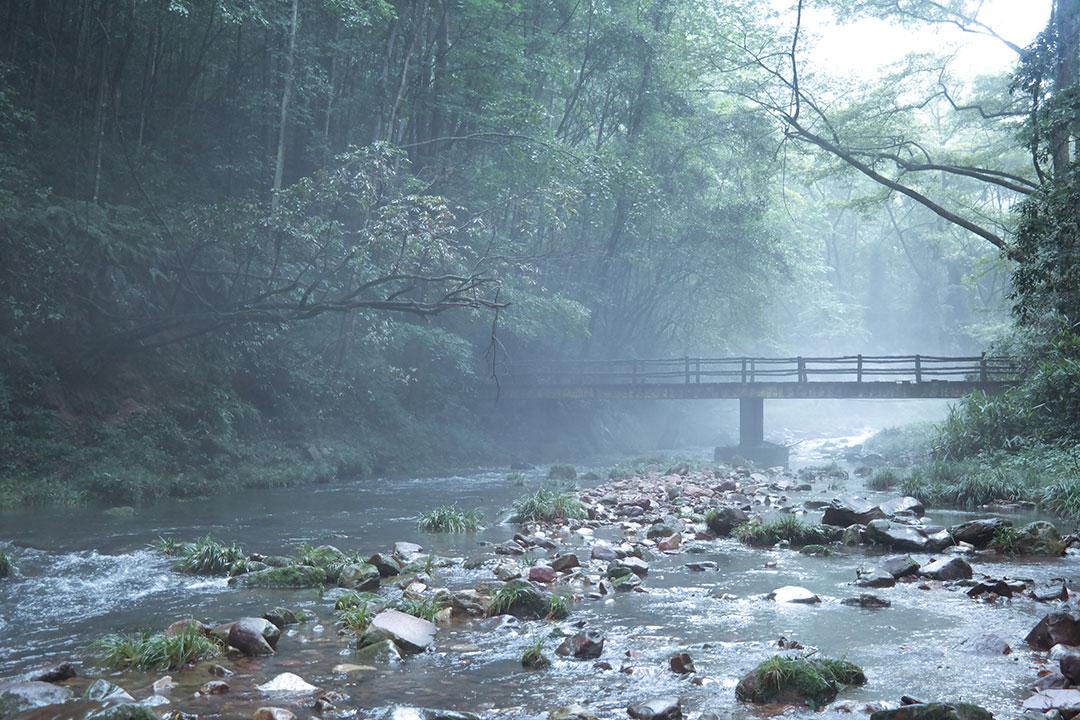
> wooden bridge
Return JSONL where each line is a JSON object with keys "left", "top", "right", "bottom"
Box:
{"left": 499, "top": 354, "right": 1021, "bottom": 449}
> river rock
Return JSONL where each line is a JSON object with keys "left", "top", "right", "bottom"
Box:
{"left": 647, "top": 517, "right": 685, "bottom": 539}
{"left": 0, "top": 681, "right": 74, "bottom": 711}
{"left": 355, "top": 638, "right": 403, "bottom": 664}
{"left": 591, "top": 545, "right": 618, "bottom": 561}
{"left": 198, "top": 680, "right": 229, "bottom": 695}
{"left": 841, "top": 594, "right": 891, "bottom": 608}
{"left": 869, "top": 704, "right": 993, "bottom": 720}
{"left": 228, "top": 617, "right": 280, "bottom": 655}
{"left": 686, "top": 561, "right": 718, "bottom": 571}
{"left": 550, "top": 553, "right": 580, "bottom": 572}
{"left": 529, "top": 565, "right": 557, "bottom": 583}
{"left": 949, "top": 518, "right": 1011, "bottom": 548}
{"left": 856, "top": 568, "right": 896, "bottom": 588}
{"left": 1022, "top": 689, "right": 1080, "bottom": 715}
{"left": 1016, "top": 521, "right": 1066, "bottom": 556}
{"left": 610, "top": 557, "right": 649, "bottom": 577}
{"left": 822, "top": 499, "right": 885, "bottom": 527}
{"left": 86, "top": 679, "right": 135, "bottom": 704}
{"left": 393, "top": 542, "right": 425, "bottom": 562}
{"left": 367, "top": 553, "right": 401, "bottom": 577}
{"left": 958, "top": 633, "right": 1011, "bottom": 655}
{"left": 25, "top": 661, "right": 78, "bottom": 683}
{"left": 549, "top": 705, "right": 599, "bottom": 720}
{"left": 1061, "top": 654, "right": 1080, "bottom": 684}
{"left": 626, "top": 697, "right": 681, "bottom": 720}
{"left": 705, "top": 507, "right": 749, "bottom": 536}
{"left": 370, "top": 609, "right": 437, "bottom": 653}
{"left": 230, "top": 565, "right": 327, "bottom": 589}
{"left": 338, "top": 563, "right": 381, "bottom": 591}
{"left": 1027, "top": 612, "right": 1080, "bottom": 650}
{"left": 556, "top": 630, "right": 605, "bottom": 659}
{"left": 256, "top": 673, "right": 318, "bottom": 694}
{"left": 254, "top": 709, "right": 297, "bottom": 720}
{"left": 85, "top": 705, "right": 162, "bottom": 720}
{"left": 768, "top": 586, "right": 820, "bottom": 604}
{"left": 866, "top": 519, "right": 953, "bottom": 552}
{"left": 1031, "top": 579, "right": 1069, "bottom": 602}
{"left": 919, "top": 557, "right": 972, "bottom": 581}
{"left": 878, "top": 496, "right": 925, "bottom": 517}
{"left": 382, "top": 708, "right": 480, "bottom": 720}
{"left": 607, "top": 567, "right": 643, "bottom": 590}
{"left": 657, "top": 533, "right": 682, "bottom": 552}
{"left": 669, "top": 652, "right": 695, "bottom": 674}
{"left": 879, "top": 555, "right": 921, "bottom": 578}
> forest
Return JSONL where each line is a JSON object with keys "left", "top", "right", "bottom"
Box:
{"left": 3, "top": 1, "right": 1080, "bottom": 718}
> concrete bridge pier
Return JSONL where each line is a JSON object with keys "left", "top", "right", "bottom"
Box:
{"left": 715, "top": 397, "right": 789, "bottom": 468}
{"left": 739, "top": 398, "right": 764, "bottom": 446}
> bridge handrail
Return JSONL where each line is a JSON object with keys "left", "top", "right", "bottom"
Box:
{"left": 503, "top": 354, "right": 1021, "bottom": 386}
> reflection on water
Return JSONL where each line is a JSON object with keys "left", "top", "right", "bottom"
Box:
{"left": 0, "top": 439, "right": 1070, "bottom": 718}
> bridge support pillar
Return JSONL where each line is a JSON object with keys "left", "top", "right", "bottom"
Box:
{"left": 739, "top": 397, "right": 764, "bottom": 446}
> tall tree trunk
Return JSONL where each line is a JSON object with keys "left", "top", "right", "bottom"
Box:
{"left": 272, "top": 0, "right": 300, "bottom": 213}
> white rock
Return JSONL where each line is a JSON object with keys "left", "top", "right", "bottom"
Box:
{"left": 768, "top": 585, "right": 821, "bottom": 604}
{"left": 255, "top": 673, "right": 319, "bottom": 694}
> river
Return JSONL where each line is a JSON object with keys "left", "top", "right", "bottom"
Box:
{"left": 0, "top": 429, "right": 1071, "bottom": 719}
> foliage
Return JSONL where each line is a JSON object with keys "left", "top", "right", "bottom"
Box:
{"left": 335, "top": 591, "right": 383, "bottom": 611}
{"left": 738, "top": 655, "right": 865, "bottom": 707}
{"left": 170, "top": 537, "right": 246, "bottom": 575}
{"left": 860, "top": 424, "right": 937, "bottom": 463}
{"left": 393, "top": 596, "right": 448, "bottom": 622}
{"left": 512, "top": 487, "right": 586, "bottom": 523}
{"left": 91, "top": 625, "right": 221, "bottom": 671}
{"left": 733, "top": 517, "right": 831, "bottom": 548}
{"left": 0, "top": 550, "right": 12, "bottom": 578}
{"left": 486, "top": 580, "right": 560, "bottom": 620}
{"left": 521, "top": 641, "right": 551, "bottom": 669}
{"left": 336, "top": 604, "right": 375, "bottom": 634}
{"left": 546, "top": 465, "right": 577, "bottom": 482}
{"left": 416, "top": 505, "right": 482, "bottom": 533}
{"left": 988, "top": 526, "right": 1027, "bottom": 554}
{"left": 545, "top": 594, "right": 571, "bottom": 621}
{"left": 867, "top": 468, "right": 902, "bottom": 491}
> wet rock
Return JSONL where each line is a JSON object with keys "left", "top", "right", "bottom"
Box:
{"left": 208, "top": 663, "right": 233, "bottom": 677}
{"left": 685, "top": 561, "right": 718, "bottom": 571}
{"left": 626, "top": 697, "right": 681, "bottom": 720}
{"left": 228, "top": 617, "right": 280, "bottom": 655}
{"left": 822, "top": 499, "right": 885, "bottom": 527}
{"left": 529, "top": 565, "right": 557, "bottom": 584}
{"left": 767, "top": 585, "right": 820, "bottom": 604}
{"left": 86, "top": 705, "right": 161, "bottom": 720}
{"left": 370, "top": 609, "right": 438, "bottom": 653}
{"left": 949, "top": 518, "right": 1011, "bottom": 548}
{"left": 841, "top": 524, "right": 867, "bottom": 545}
{"left": 490, "top": 580, "right": 554, "bottom": 619}
{"left": 799, "top": 544, "right": 831, "bottom": 557}
{"left": 705, "top": 507, "right": 748, "bottom": 536}
{"left": 1035, "top": 671, "right": 1071, "bottom": 691}
{"left": 1027, "top": 612, "right": 1080, "bottom": 650}
{"left": 591, "top": 545, "right": 617, "bottom": 562}
{"left": 86, "top": 679, "right": 135, "bottom": 704}
{"left": 877, "top": 496, "right": 925, "bottom": 517}
{"left": 657, "top": 533, "right": 682, "bottom": 552}
{"left": 1022, "top": 690, "right": 1080, "bottom": 716}
{"left": 610, "top": 557, "right": 649, "bottom": 577}
{"left": 866, "top": 519, "right": 954, "bottom": 552}
{"left": 919, "top": 557, "right": 972, "bottom": 581}
{"left": 855, "top": 568, "right": 896, "bottom": 588}
{"left": 1015, "top": 521, "right": 1067, "bottom": 556}
{"left": 669, "top": 652, "right": 695, "bottom": 674}
{"left": 966, "top": 578, "right": 1025, "bottom": 598}
{"left": 166, "top": 618, "right": 210, "bottom": 637}
{"left": 1032, "top": 579, "right": 1069, "bottom": 603}
{"left": 338, "top": 563, "right": 381, "bottom": 591}
{"left": 383, "top": 708, "right": 480, "bottom": 720}
{"left": 230, "top": 565, "right": 327, "bottom": 589}
{"left": 368, "top": 553, "right": 401, "bottom": 577}
{"left": 198, "top": 680, "right": 229, "bottom": 695}
{"left": 262, "top": 607, "right": 302, "bottom": 628}
{"left": 879, "top": 555, "right": 921, "bottom": 578}
{"left": 495, "top": 541, "right": 526, "bottom": 556}
{"left": 607, "top": 567, "right": 643, "bottom": 591}
{"left": 555, "top": 630, "right": 605, "bottom": 659}
{"left": 550, "top": 554, "right": 580, "bottom": 572}
{"left": 647, "top": 517, "right": 685, "bottom": 539}
{"left": 0, "top": 681, "right": 74, "bottom": 711}
{"left": 869, "top": 704, "right": 993, "bottom": 720}
{"left": 152, "top": 677, "right": 176, "bottom": 694}
{"left": 354, "top": 638, "right": 403, "bottom": 664}
{"left": 393, "top": 541, "right": 425, "bottom": 562}
{"left": 493, "top": 560, "right": 523, "bottom": 581}
{"left": 25, "top": 661, "right": 77, "bottom": 683}
{"left": 841, "top": 594, "right": 891, "bottom": 608}
{"left": 737, "top": 656, "right": 865, "bottom": 706}
{"left": 254, "top": 709, "right": 297, "bottom": 720}
{"left": 957, "top": 633, "right": 1011, "bottom": 655}
{"left": 1061, "top": 653, "right": 1080, "bottom": 684}
{"left": 255, "top": 673, "right": 318, "bottom": 694}
{"left": 549, "top": 705, "right": 599, "bottom": 720}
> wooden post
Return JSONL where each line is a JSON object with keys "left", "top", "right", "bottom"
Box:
{"left": 684, "top": 356, "right": 691, "bottom": 384}
{"left": 741, "top": 358, "right": 747, "bottom": 383}
{"left": 797, "top": 357, "right": 806, "bottom": 383}
{"left": 915, "top": 355, "right": 922, "bottom": 383}
{"left": 980, "top": 352, "right": 987, "bottom": 383}
{"left": 750, "top": 358, "right": 755, "bottom": 383}
{"left": 631, "top": 360, "right": 638, "bottom": 385}
{"left": 695, "top": 358, "right": 701, "bottom": 384}
{"left": 857, "top": 354, "right": 863, "bottom": 382}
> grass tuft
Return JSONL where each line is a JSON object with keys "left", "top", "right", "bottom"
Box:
{"left": 733, "top": 517, "right": 830, "bottom": 548}
{"left": 171, "top": 536, "right": 246, "bottom": 575}
{"left": 866, "top": 468, "right": 901, "bottom": 490}
{"left": 337, "top": 604, "right": 375, "bottom": 634}
{"left": 521, "top": 640, "right": 551, "bottom": 669}
{"left": 393, "top": 595, "right": 448, "bottom": 622}
{"left": 91, "top": 624, "right": 221, "bottom": 671}
{"left": 417, "top": 505, "right": 482, "bottom": 533}
{"left": 512, "top": 487, "right": 585, "bottom": 523}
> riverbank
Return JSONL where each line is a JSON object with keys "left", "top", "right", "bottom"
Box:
{"left": 3, "top": 443, "right": 1080, "bottom": 718}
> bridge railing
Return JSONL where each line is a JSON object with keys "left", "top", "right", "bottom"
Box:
{"left": 505, "top": 355, "right": 1022, "bottom": 386}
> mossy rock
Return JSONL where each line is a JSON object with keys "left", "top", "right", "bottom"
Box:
{"left": 869, "top": 704, "right": 993, "bottom": 720}
{"left": 229, "top": 564, "right": 326, "bottom": 589}
{"left": 488, "top": 580, "right": 552, "bottom": 619}
{"left": 799, "top": 544, "right": 831, "bottom": 557}
{"left": 736, "top": 656, "right": 866, "bottom": 708}
{"left": 354, "top": 638, "right": 402, "bottom": 664}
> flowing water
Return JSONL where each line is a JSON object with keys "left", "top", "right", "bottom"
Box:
{"left": 0, "top": 432, "right": 1073, "bottom": 719}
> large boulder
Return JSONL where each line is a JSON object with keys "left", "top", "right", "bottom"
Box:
{"left": 736, "top": 656, "right": 865, "bottom": 706}
{"left": 949, "top": 518, "right": 1011, "bottom": 548}
{"left": 869, "top": 704, "right": 993, "bottom": 720}
{"left": 0, "top": 681, "right": 74, "bottom": 712}
{"left": 1026, "top": 612, "right": 1080, "bottom": 650}
{"left": 866, "top": 520, "right": 953, "bottom": 552}
{"left": 878, "top": 555, "right": 920, "bottom": 578}
{"left": 1015, "top": 521, "right": 1066, "bottom": 556}
{"left": 855, "top": 568, "right": 896, "bottom": 589}
{"left": 228, "top": 617, "right": 280, "bottom": 656}
{"left": 1022, "top": 689, "right": 1080, "bottom": 716}
{"left": 369, "top": 609, "right": 437, "bottom": 653}
{"left": 919, "top": 557, "right": 972, "bottom": 581}
{"left": 822, "top": 499, "right": 885, "bottom": 527}
{"left": 877, "top": 496, "right": 925, "bottom": 517}
{"left": 230, "top": 565, "right": 327, "bottom": 589}
{"left": 705, "top": 507, "right": 749, "bottom": 536}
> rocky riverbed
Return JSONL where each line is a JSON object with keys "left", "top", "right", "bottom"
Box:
{"left": 3, "top": 448, "right": 1080, "bottom": 720}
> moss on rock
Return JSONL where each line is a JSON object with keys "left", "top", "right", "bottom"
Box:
{"left": 229, "top": 564, "right": 326, "bottom": 589}
{"left": 735, "top": 655, "right": 866, "bottom": 708}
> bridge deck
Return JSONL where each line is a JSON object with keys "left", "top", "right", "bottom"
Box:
{"left": 499, "top": 355, "right": 1019, "bottom": 400}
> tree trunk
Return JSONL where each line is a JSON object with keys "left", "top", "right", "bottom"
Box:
{"left": 272, "top": 0, "right": 300, "bottom": 213}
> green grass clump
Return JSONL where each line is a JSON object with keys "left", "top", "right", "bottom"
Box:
{"left": 416, "top": 505, "right": 482, "bottom": 533}
{"left": 91, "top": 625, "right": 221, "bottom": 671}
{"left": 737, "top": 655, "right": 865, "bottom": 707}
{"left": 799, "top": 462, "right": 848, "bottom": 481}
{"left": 394, "top": 595, "right": 448, "bottom": 622}
{"left": 1042, "top": 477, "right": 1080, "bottom": 518}
{"left": 337, "top": 604, "right": 375, "bottom": 633}
{"left": 988, "top": 526, "right": 1027, "bottom": 554}
{"left": 866, "top": 468, "right": 901, "bottom": 490}
{"left": 547, "top": 464, "right": 577, "bottom": 481}
{"left": 521, "top": 641, "right": 551, "bottom": 669}
{"left": 169, "top": 536, "right": 246, "bottom": 575}
{"left": 512, "top": 487, "right": 585, "bottom": 523}
{"left": 294, "top": 543, "right": 346, "bottom": 568}
{"left": 154, "top": 537, "right": 185, "bottom": 556}
{"left": 335, "top": 590, "right": 383, "bottom": 611}
{"left": 733, "top": 517, "right": 830, "bottom": 548}
{"left": 545, "top": 594, "right": 570, "bottom": 620}
{"left": 507, "top": 472, "right": 527, "bottom": 486}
